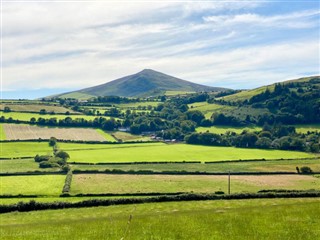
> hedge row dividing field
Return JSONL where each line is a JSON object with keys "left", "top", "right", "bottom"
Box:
{"left": 1, "top": 198, "right": 319, "bottom": 239}
{"left": 2, "top": 124, "right": 112, "bottom": 142}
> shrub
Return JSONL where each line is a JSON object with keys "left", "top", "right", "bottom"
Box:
{"left": 300, "top": 166, "right": 313, "bottom": 174}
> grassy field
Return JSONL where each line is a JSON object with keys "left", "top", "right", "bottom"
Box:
{"left": 71, "top": 159, "right": 320, "bottom": 173}
{"left": 0, "top": 175, "right": 65, "bottom": 196}
{"left": 1, "top": 111, "right": 116, "bottom": 121}
{"left": 197, "top": 124, "right": 320, "bottom": 134}
{"left": 197, "top": 125, "right": 261, "bottom": 134}
{"left": 71, "top": 174, "right": 320, "bottom": 195}
{"left": 1, "top": 141, "right": 315, "bottom": 162}
{"left": 57, "top": 92, "right": 95, "bottom": 100}
{"left": 1, "top": 198, "right": 319, "bottom": 239}
{"left": 116, "top": 101, "right": 160, "bottom": 108}
{"left": 0, "top": 104, "right": 77, "bottom": 114}
{"left": 0, "top": 159, "right": 61, "bottom": 173}
{"left": 294, "top": 124, "right": 320, "bottom": 133}
{"left": 0, "top": 142, "right": 52, "bottom": 158}
{"left": 2, "top": 124, "right": 109, "bottom": 141}
{"left": 165, "top": 91, "right": 195, "bottom": 96}
{"left": 61, "top": 143, "right": 313, "bottom": 163}
{"left": 188, "top": 102, "right": 234, "bottom": 118}
{"left": 111, "top": 131, "right": 151, "bottom": 142}
{"left": 95, "top": 129, "right": 117, "bottom": 141}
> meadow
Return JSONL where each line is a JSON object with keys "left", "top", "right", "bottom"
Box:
{"left": 1, "top": 198, "right": 319, "bottom": 240}
{"left": 0, "top": 124, "right": 5, "bottom": 140}
{"left": 1, "top": 142, "right": 52, "bottom": 158}
{"left": 0, "top": 175, "right": 65, "bottom": 196}
{"left": 63, "top": 143, "right": 313, "bottom": 163}
{"left": 111, "top": 131, "right": 151, "bottom": 142}
{"left": 188, "top": 102, "right": 234, "bottom": 118}
{"left": 70, "top": 174, "right": 320, "bottom": 195}
{"left": 0, "top": 104, "right": 77, "bottom": 114}
{"left": 197, "top": 124, "right": 320, "bottom": 134}
{"left": 1, "top": 111, "right": 116, "bottom": 122}
{"left": 70, "top": 158, "right": 320, "bottom": 173}
{"left": 0, "top": 159, "right": 61, "bottom": 173}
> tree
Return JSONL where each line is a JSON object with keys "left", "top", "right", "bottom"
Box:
{"left": 49, "top": 137, "right": 57, "bottom": 147}
{"left": 4, "top": 106, "right": 11, "bottom": 112}
{"left": 55, "top": 151, "right": 70, "bottom": 160}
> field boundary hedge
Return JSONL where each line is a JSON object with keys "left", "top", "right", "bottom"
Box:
{"left": 62, "top": 170, "right": 73, "bottom": 194}
{"left": 1, "top": 192, "right": 319, "bottom": 214}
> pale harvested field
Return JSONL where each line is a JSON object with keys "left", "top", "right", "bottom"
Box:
{"left": 0, "top": 104, "right": 78, "bottom": 114}
{"left": 71, "top": 174, "right": 320, "bottom": 194}
{"left": 3, "top": 124, "right": 107, "bottom": 141}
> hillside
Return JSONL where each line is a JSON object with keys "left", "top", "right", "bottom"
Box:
{"left": 220, "top": 76, "right": 319, "bottom": 102}
{"left": 57, "top": 69, "right": 226, "bottom": 99}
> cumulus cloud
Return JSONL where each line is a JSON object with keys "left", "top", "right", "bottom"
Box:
{"left": 1, "top": 1, "right": 319, "bottom": 93}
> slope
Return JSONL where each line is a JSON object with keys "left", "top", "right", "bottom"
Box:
{"left": 57, "top": 69, "right": 227, "bottom": 99}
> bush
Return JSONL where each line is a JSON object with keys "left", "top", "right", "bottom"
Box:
{"left": 300, "top": 166, "right": 313, "bottom": 174}
{"left": 34, "top": 155, "right": 51, "bottom": 163}
{"left": 39, "top": 161, "right": 60, "bottom": 168}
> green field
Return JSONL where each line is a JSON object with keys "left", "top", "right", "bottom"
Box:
{"left": 0, "top": 159, "right": 61, "bottom": 173}
{"left": 1, "top": 198, "right": 319, "bottom": 239}
{"left": 1, "top": 142, "right": 52, "bottom": 158}
{"left": 0, "top": 104, "right": 77, "bottom": 114}
{"left": 294, "top": 124, "right": 320, "bottom": 133}
{"left": 95, "top": 129, "right": 117, "bottom": 141}
{"left": 62, "top": 143, "right": 313, "bottom": 163}
{"left": 188, "top": 102, "right": 234, "bottom": 118}
{"left": 1, "top": 142, "right": 315, "bottom": 162}
{"left": 197, "top": 124, "right": 320, "bottom": 134}
{"left": 71, "top": 159, "right": 320, "bottom": 173}
{"left": 71, "top": 174, "right": 320, "bottom": 195}
{"left": 1, "top": 111, "right": 117, "bottom": 122}
{"left": 112, "top": 131, "right": 151, "bottom": 142}
{"left": 57, "top": 92, "right": 95, "bottom": 100}
{"left": 165, "top": 91, "right": 195, "bottom": 96}
{"left": 0, "top": 175, "right": 65, "bottom": 196}
{"left": 197, "top": 125, "right": 261, "bottom": 134}
{"left": 116, "top": 101, "right": 160, "bottom": 108}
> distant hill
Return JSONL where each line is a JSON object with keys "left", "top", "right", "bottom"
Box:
{"left": 56, "top": 69, "right": 227, "bottom": 99}
{"left": 219, "top": 76, "right": 320, "bottom": 124}
{"left": 220, "top": 76, "right": 319, "bottom": 102}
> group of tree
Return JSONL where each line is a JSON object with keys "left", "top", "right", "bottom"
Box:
{"left": 34, "top": 137, "right": 70, "bottom": 170}
{"left": 185, "top": 124, "right": 320, "bottom": 152}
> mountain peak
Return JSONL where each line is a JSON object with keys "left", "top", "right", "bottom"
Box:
{"left": 56, "top": 70, "right": 229, "bottom": 99}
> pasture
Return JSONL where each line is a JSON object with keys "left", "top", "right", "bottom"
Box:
{"left": 0, "top": 159, "right": 61, "bottom": 173}
{"left": 71, "top": 174, "right": 320, "bottom": 195}
{"left": 2, "top": 124, "right": 111, "bottom": 141}
{"left": 197, "top": 125, "right": 261, "bottom": 134}
{"left": 111, "top": 131, "right": 151, "bottom": 142}
{"left": 1, "top": 111, "right": 117, "bottom": 122}
{"left": 70, "top": 158, "right": 320, "bottom": 173}
{"left": 1, "top": 142, "right": 52, "bottom": 158}
{"left": 188, "top": 102, "right": 234, "bottom": 118}
{"left": 0, "top": 198, "right": 319, "bottom": 239}
{"left": 0, "top": 175, "right": 65, "bottom": 196}
{"left": 0, "top": 104, "right": 77, "bottom": 114}
{"left": 62, "top": 142, "right": 313, "bottom": 163}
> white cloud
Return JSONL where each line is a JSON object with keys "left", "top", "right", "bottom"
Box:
{"left": 2, "top": 1, "right": 319, "bottom": 93}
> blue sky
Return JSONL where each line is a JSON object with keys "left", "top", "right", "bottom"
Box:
{"left": 1, "top": 0, "right": 319, "bottom": 99}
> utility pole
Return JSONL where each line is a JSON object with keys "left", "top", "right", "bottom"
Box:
{"left": 228, "top": 171, "right": 231, "bottom": 195}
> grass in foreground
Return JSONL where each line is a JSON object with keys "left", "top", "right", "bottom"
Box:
{"left": 0, "top": 175, "right": 65, "bottom": 196}
{"left": 0, "top": 198, "right": 319, "bottom": 240}
{"left": 70, "top": 174, "right": 320, "bottom": 195}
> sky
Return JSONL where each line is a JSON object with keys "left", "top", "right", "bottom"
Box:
{"left": 1, "top": 0, "right": 319, "bottom": 99}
